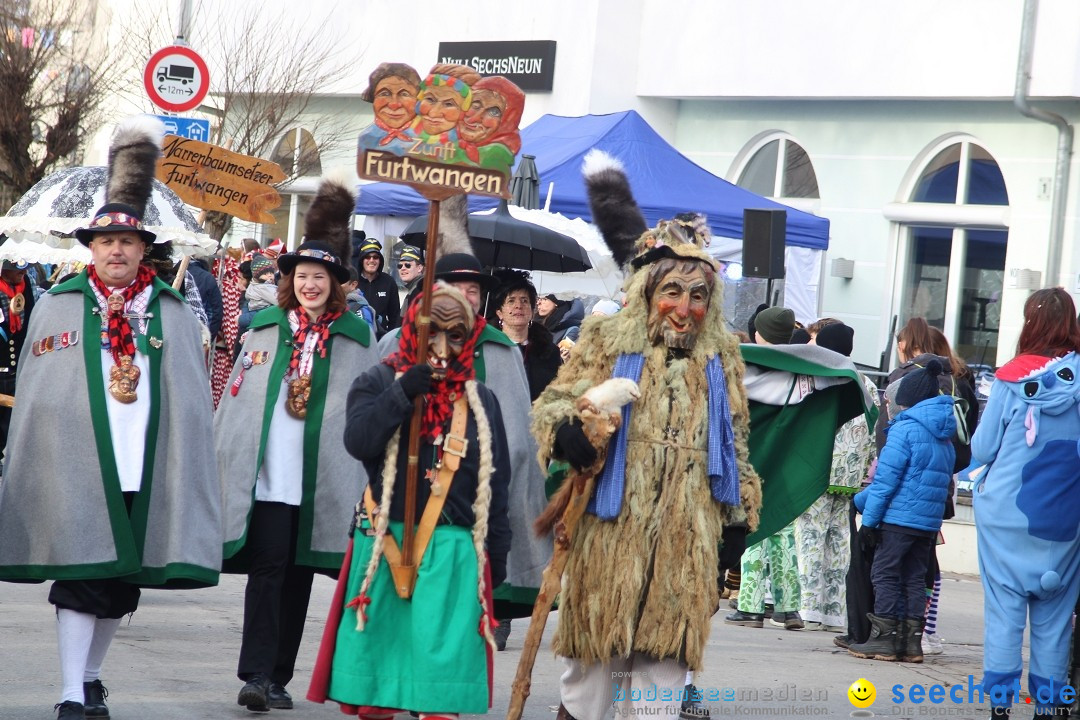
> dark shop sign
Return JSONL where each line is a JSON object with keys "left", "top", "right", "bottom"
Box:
{"left": 437, "top": 40, "right": 556, "bottom": 91}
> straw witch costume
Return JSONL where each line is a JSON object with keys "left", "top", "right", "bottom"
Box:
{"left": 308, "top": 282, "right": 511, "bottom": 716}
{"left": 0, "top": 116, "right": 220, "bottom": 720}
{"left": 216, "top": 179, "right": 378, "bottom": 712}
{"left": 530, "top": 151, "right": 762, "bottom": 718}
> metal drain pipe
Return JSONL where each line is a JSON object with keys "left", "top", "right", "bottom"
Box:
{"left": 1015, "top": 0, "right": 1074, "bottom": 287}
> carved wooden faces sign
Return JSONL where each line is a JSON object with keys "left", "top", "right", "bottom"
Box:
{"left": 156, "top": 136, "right": 286, "bottom": 223}
{"left": 357, "top": 62, "right": 525, "bottom": 198}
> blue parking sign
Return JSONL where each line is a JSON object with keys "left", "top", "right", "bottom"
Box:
{"left": 154, "top": 115, "right": 211, "bottom": 141}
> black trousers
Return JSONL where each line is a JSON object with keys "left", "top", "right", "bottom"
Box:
{"left": 871, "top": 528, "right": 933, "bottom": 619}
{"left": 237, "top": 501, "right": 315, "bottom": 687}
{"left": 844, "top": 499, "right": 875, "bottom": 642}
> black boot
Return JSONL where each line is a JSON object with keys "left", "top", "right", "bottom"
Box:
{"left": 55, "top": 701, "right": 86, "bottom": 720}
{"left": 848, "top": 614, "right": 899, "bottom": 661}
{"left": 237, "top": 673, "right": 271, "bottom": 712}
{"left": 833, "top": 633, "right": 852, "bottom": 649}
{"left": 268, "top": 681, "right": 293, "bottom": 710}
{"left": 83, "top": 680, "right": 109, "bottom": 718}
{"left": 899, "top": 618, "right": 924, "bottom": 663}
{"left": 493, "top": 618, "right": 511, "bottom": 651}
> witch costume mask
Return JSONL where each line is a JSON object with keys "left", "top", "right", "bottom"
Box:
{"left": 427, "top": 293, "right": 472, "bottom": 379}
{"left": 645, "top": 259, "right": 713, "bottom": 351}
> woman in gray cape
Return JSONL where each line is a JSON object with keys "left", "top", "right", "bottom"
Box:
{"left": 215, "top": 180, "right": 379, "bottom": 713}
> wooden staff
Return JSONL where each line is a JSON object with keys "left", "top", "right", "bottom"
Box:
{"left": 400, "top": 198, "right": 442, "bottom": 587}
{"left": 172, "top": 255, "right": 190, "bottom": 292}
{"left": 507, "top": 384, "right": 634, "bottom": 720}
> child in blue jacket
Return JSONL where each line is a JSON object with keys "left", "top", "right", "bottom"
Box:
{"left": 849, "top": 359, "right": 955, "bottom": 663}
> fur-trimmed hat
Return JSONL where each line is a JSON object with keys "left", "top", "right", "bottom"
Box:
{"left": 276, "top": 179, "right": 354, "bottom": 284}
{"left": 582, "top": 149, "right": 717, "bottom": 274}
{"left": 75, "top": 116, "right": 166, "bottom": 246}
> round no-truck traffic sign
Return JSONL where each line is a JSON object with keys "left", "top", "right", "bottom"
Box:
{"left": 143, "top": 45, "right": 210, "bottom": 113}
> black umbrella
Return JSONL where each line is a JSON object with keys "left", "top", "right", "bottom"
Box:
{"left": 509, "top": 154, "right": 540, "bottom": 210}
{"left": 402, "top": 199, "right": 591, "bottom": 273}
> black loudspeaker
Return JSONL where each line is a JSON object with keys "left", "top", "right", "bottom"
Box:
{"left": 742, "top": 209, "right": 786, "bottom": 279}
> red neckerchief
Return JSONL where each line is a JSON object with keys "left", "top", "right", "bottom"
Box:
{"left": 288, "top": 309, "right": 342, "bottom": 376}
{"left": 88, "top": 264, "right": 156, "bottom": 365}
{"left": 374, "top": 116, "right": 412, "bottom": 146}
{"left": 460, "top": 139, "right": 480, "bottom": 163}
{"left": 385, "top": 293, "right": 484, "bottom": 442}
{"left": 0, "top": 276, "right": 26, "bottom": 334}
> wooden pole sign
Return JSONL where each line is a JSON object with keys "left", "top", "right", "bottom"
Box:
{"left": 356, "top": 62, "right": 525, "bottom": 198}
{"left": 156, "top": 136, "right": 286, "bottom": 223}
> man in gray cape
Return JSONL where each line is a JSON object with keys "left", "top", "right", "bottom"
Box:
{"left": 0, "top": 118, "right": 220, "bottom": 720}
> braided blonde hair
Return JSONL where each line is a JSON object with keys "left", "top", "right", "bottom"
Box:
{"left": 465, "top": 378, "right": 497, "bottom": 650}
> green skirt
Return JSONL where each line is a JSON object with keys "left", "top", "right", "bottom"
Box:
{"left": 328, "top": 522, "right": 489, "bottom": 714}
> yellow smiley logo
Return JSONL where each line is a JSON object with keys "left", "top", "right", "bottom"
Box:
{"left": 848, "top": 678, "right": 876, "bottom": 708}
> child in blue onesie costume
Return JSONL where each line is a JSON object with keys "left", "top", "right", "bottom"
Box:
{"left": 967, "top": 289, "right": 1080, "bottom": 719}
{"left": 850, "top": 359, "right": 955, "bottom": 663}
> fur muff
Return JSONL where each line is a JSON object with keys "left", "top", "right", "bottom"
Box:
{"left": 106, "top": 115, "right": 165, "bottom": 215}
{"left": 304, "top": 179, "right": 355, "bottom": 264}
{"left": 530, "top": 258, "right": 761, "bottom": 671}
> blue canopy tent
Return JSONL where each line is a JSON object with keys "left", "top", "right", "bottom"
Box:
{"left": 355, "top": 110, "right": 830, "bottom": 251}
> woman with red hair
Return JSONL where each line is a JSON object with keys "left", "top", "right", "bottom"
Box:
{"left": 968, "top": 287, "right": 1080, "bottom": 717}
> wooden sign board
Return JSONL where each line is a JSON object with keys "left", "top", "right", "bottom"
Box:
{"left": 156, "top": 136, "right": 286, "bottom": 224}
{"left": 356, "top": 62, "right": 525, "bottom": 198}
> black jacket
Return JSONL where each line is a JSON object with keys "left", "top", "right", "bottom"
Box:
{"left": 343, "top": 363, "right": 512, "bottom": 586}
{"left": 357, "top": 272, "right": 401, "bottom": 338}
{"left": 518, "top": 322, "right": 561, "bottom": 401}
{"left": 541, "top": 297, "right": 584, "bottom": 345}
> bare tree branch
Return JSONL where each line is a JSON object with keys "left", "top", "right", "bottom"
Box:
{"left": 130, "top": 1, "right": 362, "bottom": 239}
{"left": 0, "top": 0, "right": 140, "bottom": 208}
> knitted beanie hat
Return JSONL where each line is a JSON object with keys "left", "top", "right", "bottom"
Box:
{"left": 896, "top": 358, "right": 944, "bottom": 407}
{"left": 754, "top": 306, "right": 796, "bottom": 345}
{"left": 815, "top": 322, "right": 854, "bottom": 357}
{"left": 250, "top": 253, "right": 274, "bottom": 280}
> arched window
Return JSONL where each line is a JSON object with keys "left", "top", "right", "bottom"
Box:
{"left": 890, "top": 137, "right": 1009, "bottom": 371}
{"left": 270, "top": 127, "right": 321, "bottom": 178}
{"left": 735, "top": 135, "right": 820, "bottom": 201}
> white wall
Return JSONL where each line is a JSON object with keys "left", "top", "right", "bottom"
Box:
{"left": 638, "top": 0, "right": 1080, "bottom": 99}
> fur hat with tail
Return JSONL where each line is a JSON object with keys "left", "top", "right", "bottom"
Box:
{"left": 582, "top": 149, "right": 648, "bottom": 269}
{"left": 303, "top": 178, "right": 355, "bottom": 265}
{"left": 106, "top": 115, "right": 166, "bottom": 218}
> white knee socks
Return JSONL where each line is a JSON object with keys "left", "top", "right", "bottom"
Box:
{"left": 57, "top": 611, "right": 121, "bottom": 704}
{"left": 56, "top": 609, "right": 95, "bottom": 703}
{"left": 85, "top": 617, "right": 121, "bottom": 682}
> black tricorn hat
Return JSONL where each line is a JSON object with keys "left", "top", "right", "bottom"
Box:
{"left": 433, "top": 252, "right": 497, "bottom": 292}
{"left": 277, "top": 241, "right": 351, "bottom": 284}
